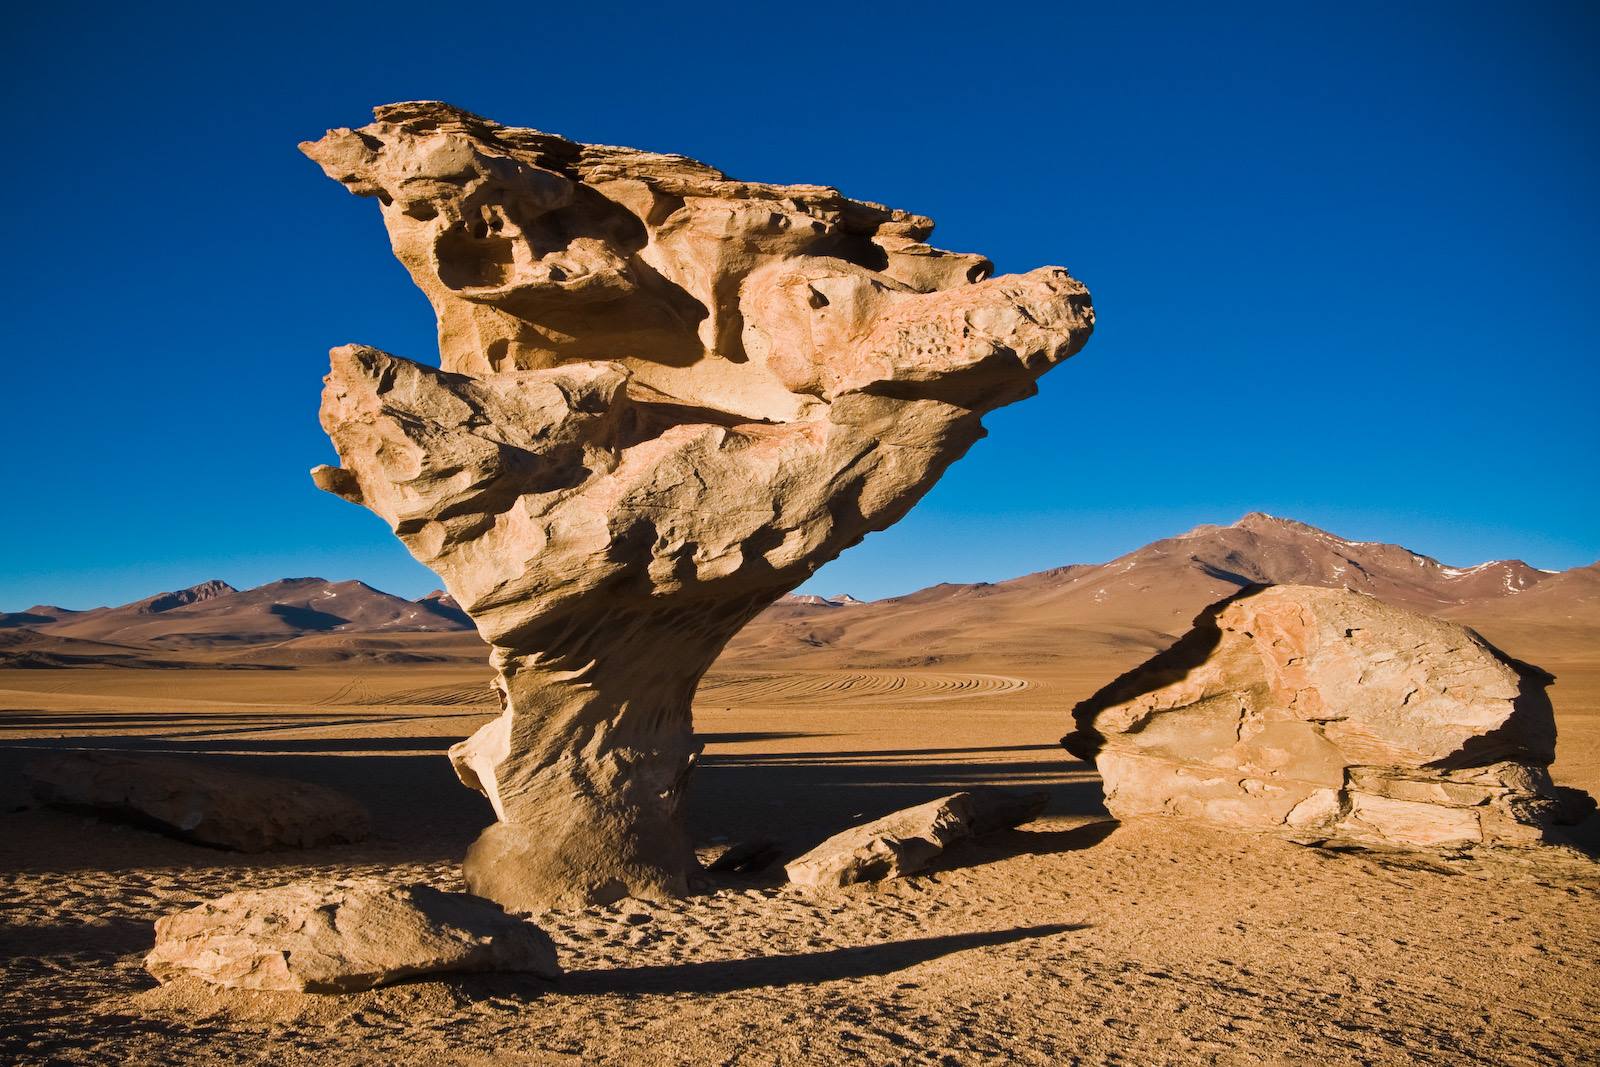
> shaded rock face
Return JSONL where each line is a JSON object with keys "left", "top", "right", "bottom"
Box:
{"left": 301, "top": 102, "right": 1094, "bottom": 911}
{"left": 145, "top": 879, "right": 560, "bottom": 992}
{"left": 25, "top": 753, "right": 370, "bottom": 852}
{"left": 785, "top": 788, "right": 1048, "bottom": 889}
{"left": 1061, "top": 585, "right": 1571, "bottom": 848}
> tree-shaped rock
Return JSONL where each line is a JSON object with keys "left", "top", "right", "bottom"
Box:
{"left": 302, "top": 102, "right": 1095, "bottom": 911}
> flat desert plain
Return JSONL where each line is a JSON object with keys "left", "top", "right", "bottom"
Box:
{"left": 2, "top": 633, "right": 1597, "bottom": 1065}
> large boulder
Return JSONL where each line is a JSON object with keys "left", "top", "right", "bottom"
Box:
{"left": 25, "top": 752, "right": 370, "bottom": 852}
{"left": 786, "top": 787, "right": 1048, "bottom": 889}
{"left": 145, "top": 878, "right": 561, "bottom": 993}
{"left": 300, "top": 102, "right": 1094, "bottom": 911}
{"left": 1061, "top": 585, "right": 1575, "bottom": 848}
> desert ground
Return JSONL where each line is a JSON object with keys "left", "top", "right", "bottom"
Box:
{"left": 2, "top": 630, "right": 1596, "bottom": 1065}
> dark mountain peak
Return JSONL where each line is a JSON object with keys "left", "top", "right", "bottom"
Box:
{"left": 416, "top": 589, "right": 470, "bottom": 625}
{"left": 136, "top": 579, "right": 238, "bottom": 615}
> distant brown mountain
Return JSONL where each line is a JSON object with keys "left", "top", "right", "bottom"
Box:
{"left": 417, "top": 589, "right": 472, "bottom": 627}
{"left": 9, "top": 578, "right": 473, "bottom": 653}
{"left": 775, "top": 593, "right": 866, "bottom": 610}
{"left": 0, "top": 627, "right": 195, "bottom": 669}
{"left": 3, "top": 515, "right": 1592, "bottom": 671}
{"left": 722, "top": 513, "right": 1594, "bottom": 669}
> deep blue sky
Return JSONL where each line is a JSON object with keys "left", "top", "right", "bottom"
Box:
{"left": 4, "top": 2, "right": 1597, "bottom": 610}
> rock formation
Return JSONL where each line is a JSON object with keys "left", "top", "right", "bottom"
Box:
{"left": 785, "top": 788, "right": 1048, "bottom": 889}
{"left": 145, "top": 879, "right": 560, "bottom": 992}
{"left": 1061, "top": 585, "right": 1574, "bottom": 848}
{"left": 25, "top": 752, "right": 370, "bottom": 852}
{"left": 301, "top": 103, "right": 1094, "bottom": 910}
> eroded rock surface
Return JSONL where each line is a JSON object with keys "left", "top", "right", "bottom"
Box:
{"left": 1061, "top": 585, "right": 1574, "bottom": 848}
{"left": 25, "top": 752, "right": 370, "bottom": 852}
{"left": 301, "top": 102, "right": 1094, "bottom": 910}
{"left": 786, "top": 787, "right": 1049, "bottom": 889}
{"left": 787, "top": 794, "right": 977, "bottom": 889}
{"left": 145, "top": 879, "right": 560, "bottom": 992}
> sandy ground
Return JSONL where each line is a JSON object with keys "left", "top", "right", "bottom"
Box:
{"left": 1, "top": 658, "right": 1597, "bottom": 1065}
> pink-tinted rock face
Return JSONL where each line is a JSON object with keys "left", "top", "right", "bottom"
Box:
{"left": 1062, "top": 585, "right": 1574, "bottom": 848}
{"left": 302, "top": 102, "right": 1094, "bottom": 911}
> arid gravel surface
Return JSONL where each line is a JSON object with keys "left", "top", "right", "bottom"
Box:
{"left": 2, "top": 661, "right": 1596, "bottom": 1065}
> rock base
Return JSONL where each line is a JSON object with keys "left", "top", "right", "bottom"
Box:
{"left": 1063, "top": 585, "right": 1584, "bottom": 849}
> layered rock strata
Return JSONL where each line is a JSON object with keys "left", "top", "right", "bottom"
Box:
{"left": 1061, "top": 585, "right": 1574, "bottom": 848}
{"left": 302, "top": 103, "right": 1094, "bottom": 910}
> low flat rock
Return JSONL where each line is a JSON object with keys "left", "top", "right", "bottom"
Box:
{"left": 25, "top": 751, "right": 370, "bottom": 852}
{"left": 145, "top": 878, "right": 561, "bottom": 992}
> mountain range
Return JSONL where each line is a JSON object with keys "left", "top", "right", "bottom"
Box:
{"left": 0, "top": 578, "right": 474, "bottom": 668}
{"left": 728, "top": 512, "right": 1597, "bottom": 670}
{"left": 2, "top": 513, "right": 1593, "bottom": 670}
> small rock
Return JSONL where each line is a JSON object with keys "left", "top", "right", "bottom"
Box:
{"left": 144, "top": 878, "right": 560, "bottom": 992}
{"left": 786, "top": 794, "right": 975, "bottom": 889}
{"left": 25, "top": 751, "right": 370, "bottom": 852}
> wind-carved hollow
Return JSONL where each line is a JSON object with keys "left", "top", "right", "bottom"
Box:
{"left": 301, "top": 102, "right": 1096, "bottom": 912}
{"left": 436, "top": 225, "right": 518, "bottom": 289}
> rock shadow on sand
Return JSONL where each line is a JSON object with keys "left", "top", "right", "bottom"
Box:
{"left": 558, "top": 923, "right": 1088, "bottom": 996}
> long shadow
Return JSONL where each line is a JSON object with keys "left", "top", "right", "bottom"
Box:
{"left": 708, "top": 743, "right": 1061, "bottom": 761}
{"left": 0, "top": 712, "right": 403, "bottom": 729}
{"left": 872, "top": 820, "right": 1119, "bottom": 883}
{"left": 0, "top": 916, "right": 152, "bottom": 957}
{"left": 2, "top": 727, "right": 1106, "bottom": 876}
{"left": 0, "top": 734, "right": 459, "bottom": 754}
{"left": 0, "top": 729, "right": 824, "bottom": 756}
{"left": 558, "top": 923, "right": 1087, "bottom": 996}
{"left": 690, "top": 745, "right": 1109, "bottom": 853}
{"left": 949, "top": 819, "right": 1120, "bottom": 863}
{"left": 0, "top": 744, "right": 492, "bottom": 873}
{"left": 696, "top": 731, "right": 825, "bottom": 746}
